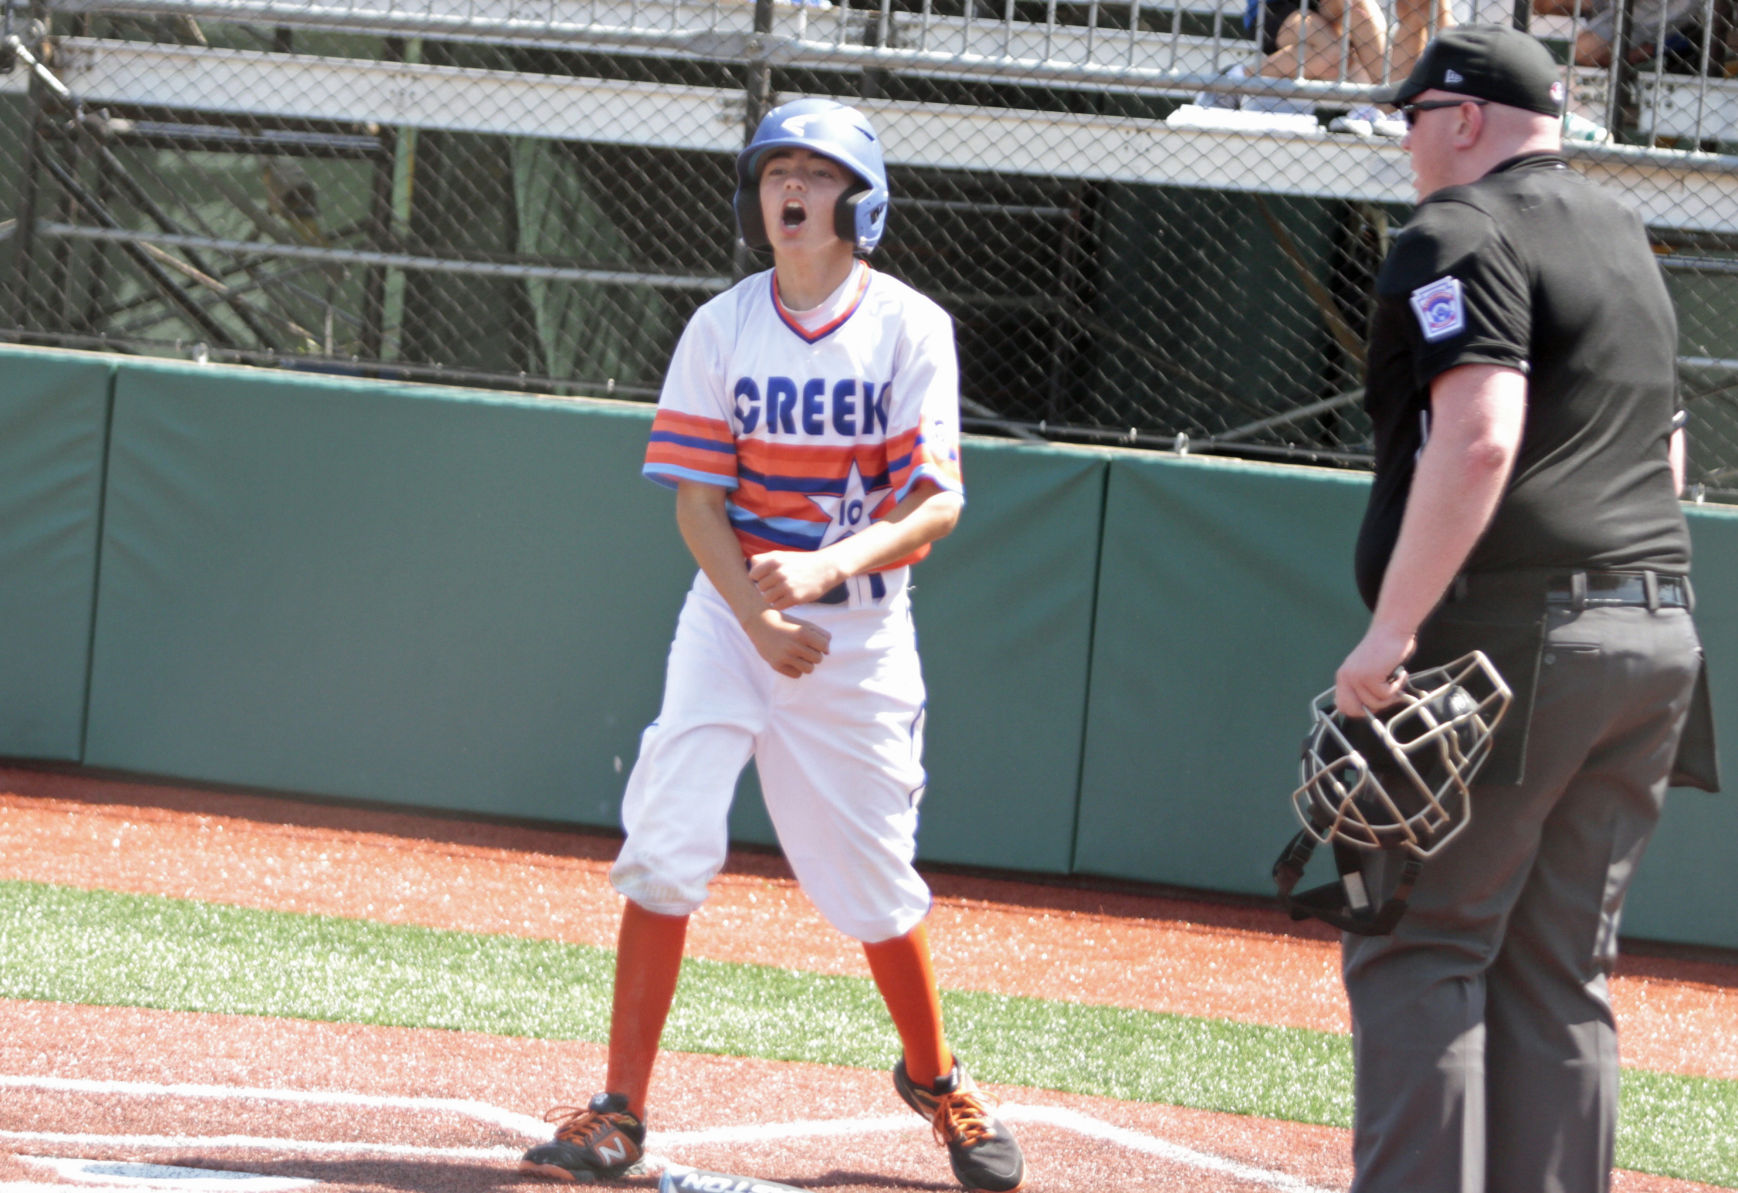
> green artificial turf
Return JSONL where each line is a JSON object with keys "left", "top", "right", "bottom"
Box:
{"left": 1, "top": 879, "right": 1732, "bottom": 1187}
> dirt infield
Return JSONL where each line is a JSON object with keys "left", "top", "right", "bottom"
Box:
{"left": 1, "top": 765, "right": 1733, "bottom": 1193}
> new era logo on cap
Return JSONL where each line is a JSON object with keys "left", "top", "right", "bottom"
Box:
{"left": 1377, "top": 24, "right": 1565, "bottom": 116}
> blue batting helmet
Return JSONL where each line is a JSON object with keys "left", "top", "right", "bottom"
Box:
{"left": 735, "top": 98, "right": 890, "bottom": 255}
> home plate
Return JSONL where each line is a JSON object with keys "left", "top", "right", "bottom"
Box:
{"left": 20, "top": 1159, "right": 314, "bottom": 1190}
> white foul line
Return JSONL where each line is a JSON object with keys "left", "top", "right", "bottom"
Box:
{"left": 1006, "top": 1105, "right": 1340, "bottom": 1193}
{"left": 0, "top": 1075, "right": 548, "bottom": 1138}
{"left": 0, "top": 1132, "right": 520, "bottom": 1161}
{"left": 0, "top": 1075, "right": 1338, "bottom": 1193}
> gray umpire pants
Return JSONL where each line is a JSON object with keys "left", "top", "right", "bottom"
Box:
{"left": 1342, "top": 602, "right": 1704, "bottom": 1193}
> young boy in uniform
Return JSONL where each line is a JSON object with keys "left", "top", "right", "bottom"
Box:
{"left": 517, "top": 97, "right": 1026, "bottom": 1193}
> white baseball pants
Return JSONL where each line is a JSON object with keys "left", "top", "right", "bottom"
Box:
{"left": 611, "top": 568, "right": 932, "bottom": 943}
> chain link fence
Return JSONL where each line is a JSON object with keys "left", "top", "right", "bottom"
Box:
{"left": 3, "top": 0, "right": 1737, "bottom": 498}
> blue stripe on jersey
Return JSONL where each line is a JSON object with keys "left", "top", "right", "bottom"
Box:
{"left": 738, "top": 462, "right": 895, "bottom": 494}
{"left": 648, "top": 429, "right": 736, "bottom": 456}
{"left": 729, "top": 511, "right": 823, "bottom": 549}
{"left": 644, "top": 464, "right": 739, "bottom": 489}
{"left": 733, "top": 510, "right": 830, "bottom": 540}
{"left": 895, "top": 465, "right": 965, "bottom": 504}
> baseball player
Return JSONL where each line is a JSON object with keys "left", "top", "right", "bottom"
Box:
{"left": 518, "top": 97, "right": 1026, "bottom": 1193}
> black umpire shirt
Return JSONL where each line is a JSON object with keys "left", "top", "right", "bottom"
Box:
{"left": 1354, "top": 152, "right": 1691, "bottom": 611}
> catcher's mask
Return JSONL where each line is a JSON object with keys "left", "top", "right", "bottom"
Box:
{"left": 1273, "top": 651, "right": 1512, "bottom": 935}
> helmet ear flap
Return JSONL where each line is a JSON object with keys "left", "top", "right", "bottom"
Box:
{"left": 835, "top": 182, "right": 867, "bottom": 245}
{"left": 836, "top": 182, "right": 887, "bottom": 253}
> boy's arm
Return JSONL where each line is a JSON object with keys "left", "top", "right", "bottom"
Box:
{"left": 748, "top": 479, "right": 963, "bottom": 611}
{"left": 675, "top": 480, "right": 831, "bottom": 678}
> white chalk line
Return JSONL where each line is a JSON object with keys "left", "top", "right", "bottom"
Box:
{"left": 20, "top": 1157, "right": 314, "bottom": 1190}
{"left": 0, "top": 1076, "right": 1338, "bottom": 1193}
{"left": 1, "top": 1134, "right": 518, "bottom": 1161}
{"left": 0, "top": 1076, "right": 546, "bottom": 1138}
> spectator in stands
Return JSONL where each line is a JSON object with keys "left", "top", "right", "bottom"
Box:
{"left": 1389, "top": 0, "right": 1458, "bottom": 74}
{"left": 1196, "top": 0, "right": 1387, "bottom": 118}
{"left": 1533, "top": 0, "right": 1705, "bottom": 66}
{"left": 1251, "top": 0, "right": 1390, "bottom": 86}
{"left": 1196, "top": 0, "right": 1452, "bottom": 128}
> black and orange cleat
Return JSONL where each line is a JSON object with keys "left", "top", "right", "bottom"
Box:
{"left": 519, "top": 1092, "right": 646, "bottom": 1183}
{"left": 893, "top": 1057, "right": 1026, "bottom": 1193}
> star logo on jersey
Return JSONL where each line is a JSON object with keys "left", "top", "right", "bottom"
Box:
{"left": 809, "top": 459, "right": 891, "bottom": 547}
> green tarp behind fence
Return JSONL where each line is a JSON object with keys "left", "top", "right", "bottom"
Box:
{"left": 2, "top": 345, "right": 1732, "bottom": 948}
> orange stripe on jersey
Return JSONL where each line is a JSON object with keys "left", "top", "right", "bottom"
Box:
{"left": 736, "top": 488, "right": 841, "bottom": 522}
{"left": 892, "top": 425, "right": 964, "bottom": 493}
{"left": 737, "top": 439, "right": 893, "bottom": 474}
{"left": 646, "top": 408, "right": 737, "bottom": 485}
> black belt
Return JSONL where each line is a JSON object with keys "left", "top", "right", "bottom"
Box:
{"left": 1545, "top": 570, "right": 1692, "bottom": 611}
{"left": 816, "top": 572, "right": 889, "bottom": 605}
{"left": 745, "top": 559, "right": 886, "bottom": 606}
{"left": 1451, "top": 569, "right": 1692, "bottom": 612}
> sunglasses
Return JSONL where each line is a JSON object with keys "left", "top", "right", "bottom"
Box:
{"left": 1397, "top": 98, "right": 1490, "bottom": 128}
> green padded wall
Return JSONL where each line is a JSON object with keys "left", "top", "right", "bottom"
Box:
{"left": 0, "top": 346, "right": 112, "bottom": 761}
{"left": 31, "top": 342, "right": 1733, "bottom": 950}
{"left": 1620, "top": 502, "right": 1738, "bottom": 950}
{"left": 83, "top": 360, "right": 1104, "bottom": 876}
{"left": 726, "top": 442, "right": 1107, "bottom": 875}
{"left": 84, "top": 361, "right": 691, "bottom": 824}
{"left": 1074, "top": 450, "right": 1737, "bottom": 951}
{"left": 917, "top": 443, "right": 1106, "bottom": 871}
{"left": 1074, "top": 452, "right": 1372, "bottom": 893}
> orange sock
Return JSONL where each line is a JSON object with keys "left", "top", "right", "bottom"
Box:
{"left": 605, "top": 900, "right": 690, "bottom": 1118}
{"left": 863, "top": 922, "right": 953, "bottom": 1087}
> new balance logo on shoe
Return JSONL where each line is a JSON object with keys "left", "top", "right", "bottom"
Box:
{"left": 519, "top": 1091, "right": 647, "bottom": 1183}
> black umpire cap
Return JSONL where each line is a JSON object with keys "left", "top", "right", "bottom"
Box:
{"left": 1376, "top": 23, "right": 1566, "bottom": 115}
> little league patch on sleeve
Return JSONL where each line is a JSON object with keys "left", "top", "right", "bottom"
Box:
{"left": 1409, "top": 276, "right": 1466, "bottom": 342}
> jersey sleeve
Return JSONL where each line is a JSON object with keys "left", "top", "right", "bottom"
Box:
{"left": 884, "top": 301, "right": 965, "bottom": 503}
{"left": 644, "top": 302, "right": 739, "bottom": 490}
{"left": 1379, "top": 198, "right": 1531, "bottom": 390}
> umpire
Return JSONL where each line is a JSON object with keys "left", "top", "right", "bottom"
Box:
{"left": 1332, "top": 23, "right": 1720, "bottom": 1193}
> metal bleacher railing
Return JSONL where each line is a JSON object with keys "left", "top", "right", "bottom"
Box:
{"left": 3, "top": 0, "right": 1737, "bottom": 498}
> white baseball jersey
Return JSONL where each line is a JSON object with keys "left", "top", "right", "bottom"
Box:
{"left": 610, "top": 262, "right": 963, "bottom": 942}
{"left": 643, "top": 262, "right": 965, "bottom": 560}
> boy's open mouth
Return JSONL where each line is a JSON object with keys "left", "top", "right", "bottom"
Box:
{"left": 781, "top": 200, "right": 807, "bottom": 229}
